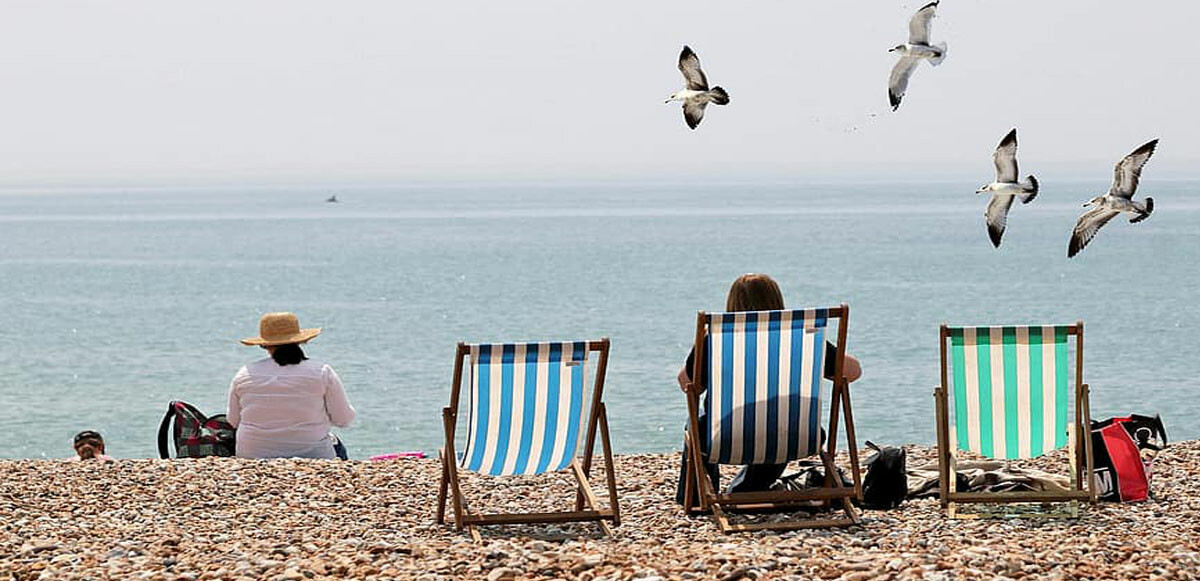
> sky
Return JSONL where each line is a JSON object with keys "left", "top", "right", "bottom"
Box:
{"left": 0, "top": 0, "right": 1196, "bottom": 187}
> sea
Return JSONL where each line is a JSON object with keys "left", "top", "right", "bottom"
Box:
{"left": 1, "top": 180, "right": 1196, "bottom": 459}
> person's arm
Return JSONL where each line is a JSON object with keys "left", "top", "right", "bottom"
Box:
{"left": 680, "top": 347, "right": 706, "bottom": 393}
{"left": 823, "top": 343, "right": 862, "bottom": 383}
{"left": 841, "top": 354, "right": 862, "bottom": 383}
{"left": 226, "top": 372, "right": 242, "bottom": 428}
{"left": 323, "top": 365, "right": 356, "bottom": 428}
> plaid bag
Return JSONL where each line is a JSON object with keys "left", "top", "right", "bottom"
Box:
{"left": 157, "top": 400, "right": 236, "bottom": 458}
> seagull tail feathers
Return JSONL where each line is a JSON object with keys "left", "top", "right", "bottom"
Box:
{"left": 1020, "top": 175, "right": 1039, "bottom": 204}
{"left": 1130, "top": 197, "right": 1153, "bottom": 223}
{"left": 928, "top": 42, "right": 948, "bottom": 66}
{"left": 708, "top": 86, "right": 730, "bottom": 106}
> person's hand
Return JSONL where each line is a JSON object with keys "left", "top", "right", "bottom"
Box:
{"left": 677, "top": 367, "right": 692, "bottom": 393}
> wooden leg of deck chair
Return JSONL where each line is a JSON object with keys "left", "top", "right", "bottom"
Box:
{"left": 818, "top": 450, "right": 860, "bottom": 524}
{"left": 571, "top": 461, "right": 615, "bottom": 537}
{"left": 597, "top": 404, "right": 621, "bottom": 526}
{"left": 1068, "top": 425, "right": 1081, "bottom": 519}
{"left": 935, "top": 387, "right": 951, "bottom": 509}
{"left": 682, "top": 444, "right": 696, "bottom": 514}
{"left": 1069, "top": 424, "right": 1078, "bottom": 489}
{"left": 682, "top": 436, "right": 713, "bottom": 515}
{"left": 826, "top": 382, "right": 843, "bottom": 462}
{"left": 436, "top": 449, "right": 449, "bottom": 524}
{"left": 442, "top": 408, "right": 467, "bottom": 531}
{"left": 711, "top": 504, "right": 733, "bottom": 533}
{"left": 459, "top": 496, "right": 482, "bottom": 541}
{"left": 1074, "top": 384, "right": 1095, "bottom": 502}
{"left": 841, "top": 496, "right": 861, "bottom": 524}
{"left": 947, "top": 451, "right": 959, "bottom": 518}
{"left": 1081, "top": 385, "right": 1096, "bottom": 502}
{"left": 839, "top": 380, "right": 863, "bottom": 501}
{"left": 822, "top": 383, "right": 843, "bottom": 511}
{"left": 689, "top": 429, "right": 718, "bottom": 513}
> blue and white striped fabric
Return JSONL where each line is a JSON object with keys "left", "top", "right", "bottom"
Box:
{"left": 460, "top": 342, "right": 590, "bottom": 476}
{"left": 702, "top": 309, "right": 829, "bottom": 466}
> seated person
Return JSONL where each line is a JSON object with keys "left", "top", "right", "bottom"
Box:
{"left": 675, "top": 273, "right": 862, "bottom": 504}
{"left": 71, "top": 430, "right": 114, "bottom": 462}
{"left": 228, "top": 312, "right": 355, "bottom": 459}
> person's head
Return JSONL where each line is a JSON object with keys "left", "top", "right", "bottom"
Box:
{"left": 240, "top": 312, "right": 320, "bottom": 366}
{"left": 725, "top": 273, "right": 785, "bottom": 312}
{"left": 73, "top": 430, "right": 105, "bottom": 460}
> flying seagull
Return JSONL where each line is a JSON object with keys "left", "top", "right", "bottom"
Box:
{"left": 888, "top": 1, "right": 947, "bottom": 111}
{"left": 1067, "top": 139, "right": 1158, "bottom": 258}
{"left": 665, "top": 46, "right": 729, "bottom": 130}
{"left": 976, "top": 128, "right": 1039, "bottom": 248}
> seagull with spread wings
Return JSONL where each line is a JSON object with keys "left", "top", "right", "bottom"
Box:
{"left": 977, "top": 128, "right": 1039, "bottom": 248}
{"left": 1068, "top": 140, "right": 1159, "bottom": 258}
{"left": 888, "top": 1, "right": 947, "bottom": 111}
{"left": 665, "top": 46, "right": 730, "bottom": 130}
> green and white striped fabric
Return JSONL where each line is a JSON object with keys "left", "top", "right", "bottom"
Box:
{"left": 947, "top": 326, "right": 1071, "bottom": 460}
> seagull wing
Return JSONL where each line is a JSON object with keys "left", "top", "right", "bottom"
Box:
{"left": 682, "top": 99, "right": 708, "bottom": 130}
{"left": 888, "top": 56, "right": 920, "bottom": 111}
{"left": 908, "top": 1, "right": 939, "bottom": 45}
{"left": 1110, "top": 139, "right": 1158, "bottom": 199}
{"left": 678, "top": 46, "right": 709, "bottom": 91}
{"left": 1068, "top": 206, "right": 1120, "bottom": 257}
{"left": 985, "top": 194, "right": 1016, "bottom": 248}
{"left": 993, "top": 128, "right": 1019, "bottom": 182}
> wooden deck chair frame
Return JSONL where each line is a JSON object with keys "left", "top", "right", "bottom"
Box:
{"left": 935, "top": 322, "right": 1097, "bottom": 519}
{"left": 435, "top": 339, "right": 620, "bottom": 540}
{"left": 682, "top": 304, "right": 863, "bottom": 533}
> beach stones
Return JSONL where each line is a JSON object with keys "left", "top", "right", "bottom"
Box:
{"left": 1, "top": 447, "right": 1200, "bottom": 579}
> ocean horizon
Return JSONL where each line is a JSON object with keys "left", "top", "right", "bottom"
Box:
{"left": 1, "top": 180, "right": 1196, "bottom": 459}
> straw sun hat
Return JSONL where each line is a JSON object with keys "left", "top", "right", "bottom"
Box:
{"left": 240, "top": 312, "right": 321, "bottom": 346}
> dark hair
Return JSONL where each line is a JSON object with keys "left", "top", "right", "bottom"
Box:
{"left": 725, "top": 273, "right": 786, "bottom": 312}
{"left": 73, "top": 430, "right": 103, "bottom": 445}
{"left": 271, "top": 343, "right": 308, "bottom": 366}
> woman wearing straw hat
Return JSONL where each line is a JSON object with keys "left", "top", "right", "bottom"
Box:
{"left": 228, "top": 312, "right": 355, "bottom": 459}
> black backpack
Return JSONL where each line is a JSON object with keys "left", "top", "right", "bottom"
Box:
{"left": 157, "top": 401, "right": 237, "bottom": 459}
{"left": 861, "top": 441, "right": 907, "bottom": 509}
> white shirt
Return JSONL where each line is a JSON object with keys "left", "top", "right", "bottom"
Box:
{"left": 227, "top": 358, "right": 356, "bottom": 459}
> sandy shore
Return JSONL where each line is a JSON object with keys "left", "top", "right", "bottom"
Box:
{"left": 3, "top": 443, "right": 1199, "bottom": 580}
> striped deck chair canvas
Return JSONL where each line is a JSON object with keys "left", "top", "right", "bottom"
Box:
{"left": 935, "top": 322, "right": 1097, "bottom": 518}
{"left": 436, "top": 339, "right": 619, "bottom": 539}
{"left": 683, "top": 305, "right": 863, "bottom": 533}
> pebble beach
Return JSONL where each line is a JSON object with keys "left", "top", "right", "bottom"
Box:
{"left": 4, "top": 443, "right": 1200, "bottom": 581}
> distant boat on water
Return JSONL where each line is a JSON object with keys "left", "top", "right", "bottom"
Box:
{"left": 326, "top": 194, "right": 339, "bottom": 203}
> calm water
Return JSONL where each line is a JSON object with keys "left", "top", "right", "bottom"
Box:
{"left": 1, "top": 181, "right": 1197, "bottom": 459}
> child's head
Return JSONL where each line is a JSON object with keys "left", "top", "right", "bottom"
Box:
{"left": 725, "top": 273, "right": 785, "bottom": 312}
{"left": 73, "top": 430, "right": 105, "bottom": 460}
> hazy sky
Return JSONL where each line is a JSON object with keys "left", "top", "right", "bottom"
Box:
{"left": 0, "top": 1, "right": 1196, "bottom": 186}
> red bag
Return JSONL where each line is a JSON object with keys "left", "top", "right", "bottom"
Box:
{"left": 1090, "top": 415, "right": 1166, "bottom": 502}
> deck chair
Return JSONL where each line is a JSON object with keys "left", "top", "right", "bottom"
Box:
{"left": 436, "top": 339, "right": 620, "bottom": 540}
{"left": 935, "top": 323, "right": 1097, "bottom": 518}
{"left": 682, "top": 305, "right": 863, "bottom": 533}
